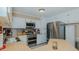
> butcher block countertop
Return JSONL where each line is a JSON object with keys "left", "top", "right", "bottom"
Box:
{"left": 2, "top": 39, "right": 77, "bottom": 51}
{"left": 2, "top": 42, "right": 31, "bottom": 51}
{"left": 32, "top": 39, "right": 77, "bottom": 51}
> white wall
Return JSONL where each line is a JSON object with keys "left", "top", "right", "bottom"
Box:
{"left": 46, "top": 8, "right": 79, "bottom": 23}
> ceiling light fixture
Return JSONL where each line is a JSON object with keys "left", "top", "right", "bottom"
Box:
{"left": 39, "top": 8, "right": 45, "bottom": 12}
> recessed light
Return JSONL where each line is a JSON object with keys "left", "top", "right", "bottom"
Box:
{"left": 39, "top": 8, "right": 45, "bottom": 12}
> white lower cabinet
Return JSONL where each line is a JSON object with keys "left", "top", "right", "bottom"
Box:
{"left": 18, "top": 35, "right": 27, "bottom": 44}
{"left": 7, "top": 38, "right": 16, "bottom": 44}
{"left": 37, "top": 34, "right": 47, "bottom": 44}
{"left": 7, "top": 35, "right": 27, "bottom": 44}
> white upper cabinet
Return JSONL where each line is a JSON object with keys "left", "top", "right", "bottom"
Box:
{"left": 12, "top": 16, "right": 26, "bottom": 28}
{"left": 0, "top": 7, "right": 7, "bottom": 16}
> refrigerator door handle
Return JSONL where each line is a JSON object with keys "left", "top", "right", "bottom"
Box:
{"left": 53, "top": 22, "right": 58, "bottom": 38}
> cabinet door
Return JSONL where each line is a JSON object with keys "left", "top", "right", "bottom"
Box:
{"left": 18, "top": 35, "right": 27, "bottom": 44}
{"left": 35, "top": 20, "right": 41, "bottom": 28}
{"left": 40, "top": 34, "right": 47, "bottom": 43}
{"left": 66, "top": 25, "right": 76, "bottom": 47}
{"left": 37, "top": 34, "right": 47, "bottom": 44}
{"left": 37, "top": 35, "right": 41, "bottom": 44}
{"left": 0, "top": 7, "right": 7, "bottom": 16}
{"left": 12, "top": 17, "right": 26, "bottom": 28}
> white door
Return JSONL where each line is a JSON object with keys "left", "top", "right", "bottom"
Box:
{"left": 66, "top": 24, "right": 76, "bottom": 47}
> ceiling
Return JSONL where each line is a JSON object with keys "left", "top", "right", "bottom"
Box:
{"left": 13, "top": 7, "right": 79, "bottom": 19}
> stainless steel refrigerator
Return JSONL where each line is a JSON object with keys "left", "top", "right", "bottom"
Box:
{"left": 47, "top": 21, "right": 65, "bottom": 40}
